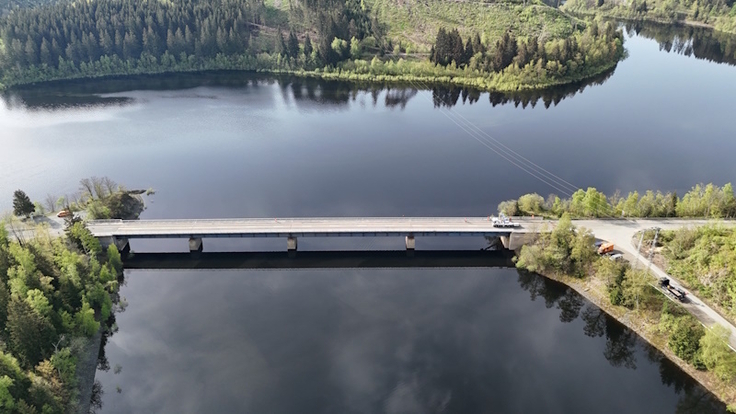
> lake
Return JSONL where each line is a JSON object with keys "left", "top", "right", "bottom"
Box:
{"left": 1, "top": 23, "right": 735, "bottom": 413}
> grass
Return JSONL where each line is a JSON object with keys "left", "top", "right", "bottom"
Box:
{"left": 367, "top": 0, "right": 582, "bottom": 51}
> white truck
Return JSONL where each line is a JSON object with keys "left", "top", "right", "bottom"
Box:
{"left": 492, "top": 213, "right": 521, "bottom": 228}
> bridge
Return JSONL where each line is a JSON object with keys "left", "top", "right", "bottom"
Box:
{"left": 88, "top": 217, "right": 542, "bottom": 253}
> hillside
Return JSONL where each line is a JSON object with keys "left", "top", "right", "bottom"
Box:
{"left": 0, "top": 0, "right": 623, "bottom": 91}
{"left": 369, "top": 0, "right": 579, "bottom": 51}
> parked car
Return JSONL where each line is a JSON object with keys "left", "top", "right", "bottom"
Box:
{"left": 57, "top": 210, "right": 72, "bottom": 218}
{"left": 609, "top": 253, "right": 624, "bottom": 262}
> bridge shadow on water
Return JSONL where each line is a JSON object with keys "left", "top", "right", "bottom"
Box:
{"left": 121, "top": 249, "right": 516, "bottom": 270}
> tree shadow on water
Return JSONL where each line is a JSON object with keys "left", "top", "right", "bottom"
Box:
{"left": 516, "top": 269, "right": 729, "bottom": 413}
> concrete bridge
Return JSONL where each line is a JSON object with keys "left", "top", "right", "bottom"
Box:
{"left": 87, "top": 217, "right": 543, "bottom": 253}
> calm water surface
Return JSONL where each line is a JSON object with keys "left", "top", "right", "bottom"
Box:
{"left": 0, "top": 25, "right": 735, "bottom": 412}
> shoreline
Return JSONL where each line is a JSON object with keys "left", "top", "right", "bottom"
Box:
{"left": 538, "top": 269, "right": 736, "bottom": 409}
{"left": 75, "top": 329, "right": 103, "bottom": 414}
{"left": 0, "top": 58, "right": 620, "bottom": 94}
{"left": 565, "top": 9, "right": 732, "bottom": 34}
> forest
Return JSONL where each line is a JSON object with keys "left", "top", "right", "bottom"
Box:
{"left": 0, "top": 222, "right": 121, "bottom": 412}
{"left": 0, "top": 0, "right": 624, "bottom": 91}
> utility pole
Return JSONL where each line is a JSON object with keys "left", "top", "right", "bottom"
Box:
{"left": 646, "top": 227, "right": 660, "bottom": 275}
{"left": 634, "top": 231, "right": 645, "bottom": 269}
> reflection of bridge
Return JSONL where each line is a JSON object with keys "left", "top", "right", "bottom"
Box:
{"left": 88, "top": 217, "right": 542, "bottom": 253}
{"left": 122, "top": 250, "right": 515, "bottom": 270}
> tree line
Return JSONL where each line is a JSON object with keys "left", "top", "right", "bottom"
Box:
{"left": 429, "top": 21, "right": 623, "bottom": 78}
{"left": 0, "top": 0, "right": 263, "bottom": 73}
{"left": 499, "top": 182, "right": 736, "bottom": 219}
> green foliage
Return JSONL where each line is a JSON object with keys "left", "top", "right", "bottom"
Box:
{"left": 605, "top": 264, "right": 657, "bottom": 310}
{"left": 0, "top": 375, "right": 14, "bottom": 410}
{"left": 74, "top": 301, "right": 99, "bottom": 337}
{"left": 517, "top": 193, "right": 545, "bottom": 215}
{"left": 24, "top": 289, "right": 51, "bottom": 318}
{"left": 498, "top": 200, "right": 519, "bottom": 216}
{"left": 508, "top": 182, "right": 735, "bottom": 219}
{"left": 13, "top": 190, "right": 35, "bottom": 218}
{"left": 660, "top": 304, "right": 705, "bottom": 365}
{"left": 516, "top": 213, "right": 597, "bottom": 278}
{"left": 65, "top": 222, "right": 101, "bottom": 256}
{"left": 700, "top": 325, "right": 736, "bottom": 382}
{"left": 6, "top": 297, "right": 56, "bottom": 369}
{"left": 0, "top": 215, "right": 122, "bottom": 410}
{"left": 662, "top": 225, "right": 736, "bottom": 319}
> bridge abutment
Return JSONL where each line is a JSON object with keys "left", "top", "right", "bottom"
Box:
{"left": 115, "top": 237, "right": 130, "bottom": 254}
{"left": 189, "top": 238, "right": 203, "bottom": 253}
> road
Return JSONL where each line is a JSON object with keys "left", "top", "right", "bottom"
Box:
{"left": 575, "top": 219, "right": 736, "bottom": 349}
{"left": 86, "top": 216, "right": 542, "bottom": 238}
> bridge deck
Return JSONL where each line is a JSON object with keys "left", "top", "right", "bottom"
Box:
{"left": 88, "top": 217, "right": 539, "bottom": 239}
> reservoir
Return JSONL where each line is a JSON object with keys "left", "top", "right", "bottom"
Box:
{"left": 0, "top": 23, "right": 734, "bottom": 413}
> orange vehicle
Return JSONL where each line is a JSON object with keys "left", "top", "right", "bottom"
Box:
{"left": 57, "top": 210, "right": 72, "bottom": 218}
{"left": 597, "top": 242, "right": 614, "bottom": 255}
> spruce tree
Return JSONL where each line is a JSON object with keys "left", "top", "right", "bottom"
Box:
{"left": 13, "top": 190, "right": 35, "bottom": 218}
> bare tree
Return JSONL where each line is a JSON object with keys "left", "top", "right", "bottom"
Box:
{"left": 3, "top": 213, "right": 27, "bottom": 246}
{"left": 92, "top": 176, "right": 108, "bottom": 200}
{"left": 79, "top": 178, "right": 94, "bottom": 201}
{"left": 45, "top": 193, "right": 57, "bottom": 213}
{"left": 102, "top": 177, "right": 118, "bottom": 195}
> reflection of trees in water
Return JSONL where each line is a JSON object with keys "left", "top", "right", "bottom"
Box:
{"left": 427, "top": 68, "right": 615, "bottom": 110}
{"left": 625, "top": 21, "right": 736, "bottom": 66}
{"left": 89, "top": 381, "right": 103, "bottom": 414}
{"left": 2, "top": 68, "right": 614, "bottom": 111}
{"left": 516, "top": 270, "right": 728, "bottom": 413}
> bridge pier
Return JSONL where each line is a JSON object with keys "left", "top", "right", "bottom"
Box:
{"left": 189, "top": 238, "right": 203, "bottom": 253}
{"left": 500, "top": 236, "right": 510, "bottom": 250}
{"left": 405, "top": 236, "right": 415, "bottom": 250}
{"left": 287, "top": 236, "right": 298, "bottom": 252}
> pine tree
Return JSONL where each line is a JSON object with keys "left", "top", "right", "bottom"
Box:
{"left": 304, "top": 34, "right": 313, "bottom": 58}
{"left": 288, "top": 30, "right": 300, "bottom": 60}
{"left": 13, "top": 190, "right": 35, "bottom": 218}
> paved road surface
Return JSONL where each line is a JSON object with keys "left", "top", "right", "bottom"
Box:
{"left": 86, "top": 217, "right": 543, "bottom": 238}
